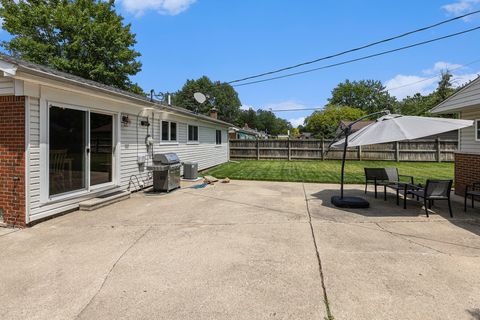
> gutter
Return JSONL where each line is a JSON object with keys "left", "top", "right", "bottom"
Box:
{"left": 1, "top": 59, "right": 232, "bottom": 127}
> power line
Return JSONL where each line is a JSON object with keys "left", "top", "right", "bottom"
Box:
{"left": 386, "top": 58, "right": 480, "bottom": 92}
{"left": 232, "top": 26, "right": 480, "bottom": 87}
{"left": 227, "top": 10, "right": 480, "bottom": 84}
{"left": 259, "top": 58, "right": 480, "bottom": 113}
{"left": 269, "top": 108, "right": 322, "bottom": 112}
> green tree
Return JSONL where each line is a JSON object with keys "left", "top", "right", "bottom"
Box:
{"left": 237, "top": 107, "right": 258, "bottom": 129}
{"left": 255, "top": 109, "right": 292, "bottom": 135}
{"left": 172, "top": 76, "right": 242, "bottom": 124}
{"left": 329, "top": 79, "right": 397, "bottom": 114}
{"left": 396, "top": 72, "right": 456, "bottom": 116}
{"left": 305, "top": 105, "right": 366, "bottom": 138}
{"left": 0, "top": 0, "right": 143, "bottom": 94}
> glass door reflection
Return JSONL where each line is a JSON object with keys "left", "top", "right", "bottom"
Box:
{"left": 90, "top": 112, "right": 113, "bottom": 186}
{"left": 49, "top": 106, "right": 86, "bottom": 196}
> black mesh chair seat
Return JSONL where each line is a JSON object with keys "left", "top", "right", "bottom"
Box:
{"left": 364, "top": 167, "right": 414, "bottom": 203}
{"left": 406, "top": 180, "right": 453, "bottom": 217}
{"left": 464, "top": 183, "right": 480, "bottom": 212}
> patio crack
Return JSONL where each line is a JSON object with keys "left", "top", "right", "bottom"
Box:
{"left": 302, "top": 183, "right": 334, "bottom": 320}
{"left": 374, "top": 223, "right": 450, "bottom": 255}
{"left": 74, "top": 226, "right": 152, "bottom": 319}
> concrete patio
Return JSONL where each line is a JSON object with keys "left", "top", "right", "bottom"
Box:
{"left": 1, "top": 180, "right": 479, "bottom": 320}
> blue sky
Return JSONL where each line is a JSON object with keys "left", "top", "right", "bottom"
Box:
{"left": 3, "top": 0, "right": 480, "bottom": 127}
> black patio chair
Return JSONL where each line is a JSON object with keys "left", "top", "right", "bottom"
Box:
{"left": 364, "top": 168, "right": 414, "bottom": 201}
{"left": 407, "top": 179, "right": 453, "bottom": 218}
{"left": 464, "top": 182, "right": 480, "bottom": 212}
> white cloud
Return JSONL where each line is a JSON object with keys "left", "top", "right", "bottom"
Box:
{"left": 385, "top": 75, "right": 438, "bottom": 100}
{"left": 264, "top": 100, "right": 305, "bottom": 111}
{"left": 119, "top": 0, "right": 196, "bottom": 16}
{"left": 386, "top": 61, "right": 480, "bottom": 99}
{"left": 423, "top": 61, "right": 463, "bottom": 74}
{"left": 442, "top": 0, "right": 480, "bottom": 20}
{"left": 451, "top": 72, "right": 479, "bottom": 86}
{"left": 289, "top": 117, "right": 306, "bottom": 127}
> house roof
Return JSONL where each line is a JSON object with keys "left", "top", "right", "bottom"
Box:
{"left": 339, "top": 120, "right": 374, "bottom": 133}
{"left": 431, "top": 75, "right": 480, "bottom": 114}
{"left": 0, "top": 54, "right": 232, "bottom": 127}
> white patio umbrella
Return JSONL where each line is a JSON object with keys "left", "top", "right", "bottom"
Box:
{"left": 332, "top": 114, "right": 473, "bottom": 148}
{"left": 329, "top": 111, "right": 473, "bottom": 208}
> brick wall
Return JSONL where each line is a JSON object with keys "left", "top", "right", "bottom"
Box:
{"left": 0, "top": 96, "right": 26, "bottom": 227}
{"left": 454, "top": 152, "right": 480, "bottom": 196}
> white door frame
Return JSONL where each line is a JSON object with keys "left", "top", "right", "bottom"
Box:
{"left": 42, "top": 101, "right": 119, "bottom": 203}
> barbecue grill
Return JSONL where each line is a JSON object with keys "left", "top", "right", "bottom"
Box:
{"left": 147, "top": 153, "right": 181, "bottom": 192}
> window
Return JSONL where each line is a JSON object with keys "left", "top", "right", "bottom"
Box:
{"left": 476, "top": 120, "right": 480, "bottom": 141}
{"left": 161, "top": 121, "right": 177, "bottom": 142}
{"left": 188, "top": 125, "right": 199, "bottom": 141}
{"left": 216, "top": 130, "right": 222, "bottom": 145}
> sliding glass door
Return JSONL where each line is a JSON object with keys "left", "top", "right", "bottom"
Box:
{"left": 90, "top": 112, "right": 113, "bottom": 187}
{"left": 49, "top": 106, "right": 115, "bottom": 197}
{"left": 49, "top": 106, "right": 87, "bottom": 196}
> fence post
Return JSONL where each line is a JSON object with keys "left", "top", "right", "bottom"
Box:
{"left": 436, "top": 138, "right": 441, "bottom": 163}
{"left": 395, "top": 141, "right": 400, "bottom": 162}
{"left": 358, "top": 145, "right": 362, "bottom": 161}
{"left": 321, "top": 138, "right": 325, "bottom": 160}
{"left": 256, "top": 138, "right": 260, "bottom": 160}
{"left": 288, "top": 138, "right": 291, "bottom": 161}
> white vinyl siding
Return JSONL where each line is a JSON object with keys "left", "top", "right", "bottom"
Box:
{"left": 28, "top": 98, "right": 41, "bottom": 213}
{"left": 458, "top": 109, "right": 480, "bottom": 154}
{"left": 432, "top": 77, "right": 480, "bottom": 113}
{"left": 24, "top": 86, "right": 229, "bottom": 222}
{"left": 0, "top": 76, "right": 15, "bottom": 95}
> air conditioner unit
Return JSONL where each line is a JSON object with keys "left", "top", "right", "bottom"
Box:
{"left": 183, "top": 162, "right": 198, "bottom": 180}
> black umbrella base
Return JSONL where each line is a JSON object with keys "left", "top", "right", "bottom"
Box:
{"left": 331, "top": 196, "right": 370, "bottom": 208}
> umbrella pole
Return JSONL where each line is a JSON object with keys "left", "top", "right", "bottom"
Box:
{"left": 340, "top": 129, "right": 349, "bottom": 199}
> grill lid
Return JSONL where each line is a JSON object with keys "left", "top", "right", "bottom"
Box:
{"left": 153, "top": 153, "right": 180, "bottom": 164}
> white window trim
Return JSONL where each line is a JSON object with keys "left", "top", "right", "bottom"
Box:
{"left": 160, "top": 120, "right": 179, "bottom": 144}
{"left": 188, "top": 124, "right": 199, "bottom": 142}
{"left": 42, "top": 101, "right": 119, "bottom": 204}
{"left": 476, "top": 119, "right": 480, "bottom": 142}
{"left": 215, "top": 129, "right": 222, "bottom": 145}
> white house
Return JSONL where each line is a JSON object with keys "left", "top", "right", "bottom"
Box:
{"left": 0, "top": 54, "right": 230, "bottom": 227}
{"left": 431, "top": 76, "right": 480, "bottom": 195}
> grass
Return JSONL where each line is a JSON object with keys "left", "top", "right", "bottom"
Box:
{"left": 202, "top": 160, "right": 454, "bottom": 185}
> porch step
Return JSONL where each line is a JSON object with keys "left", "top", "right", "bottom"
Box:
{"left": 79, "top": 191, "right": 131, "bottom": 211}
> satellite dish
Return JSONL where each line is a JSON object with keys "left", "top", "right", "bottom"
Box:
{"left": 194, "top": 92, "right": 207, "bottom": 104}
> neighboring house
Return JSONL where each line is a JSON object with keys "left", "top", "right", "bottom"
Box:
{"left": 297, "top": 132, "right": 314, "bottom": 139}
{"left": 229, "top": 124, "right": 267, "bottom": 140}
{"left": 431, "top": 76, "right": 480, "bottom": 195}
{"left": 0, "top": 54, "right": 231, "bottom": 227}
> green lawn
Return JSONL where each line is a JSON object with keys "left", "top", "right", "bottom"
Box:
{"left": 202, "top": 160, "right": 454, "bottom": 185}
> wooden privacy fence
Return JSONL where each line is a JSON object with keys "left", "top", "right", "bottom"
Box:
{"left": 229, "top": 138, "right": 458, "bottom": 162}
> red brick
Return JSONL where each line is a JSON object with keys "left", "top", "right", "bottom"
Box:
{"left": 454, "top": 153, "right": 480, "bottom": 196}
{"left": 0, "top": 95, "right": 26, "bottom": 227}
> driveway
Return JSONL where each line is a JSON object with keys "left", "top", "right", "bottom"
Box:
{"left": 0, "top": 180, "right": 479, "bottom": 320}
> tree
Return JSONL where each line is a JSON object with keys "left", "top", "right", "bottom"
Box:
{"left": 396, "top": 72, "right": 456, "bottom": 117}
{"left": 237, "top": 107, "right": 258, "bottom": 129}
{"left": 172, "top": 76, "right": 242, "bottom": 124}
{"left": 0, "top": 0, "right": 143, "bottom": 94}
{"left": 329, "top": 79, "right": 397, "bottom": 114}
{"left": 305, "top": 105, "right": 366, "bottom": 138}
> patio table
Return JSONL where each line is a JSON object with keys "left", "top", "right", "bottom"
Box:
{"left": 381, "top": 181, "right": 420, "bottom": 209}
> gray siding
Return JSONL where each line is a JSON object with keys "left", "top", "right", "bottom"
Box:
{"left": 0, "top": 77, "right": 15, "bottom": 95}
{"left": 433, "top": 77, "right": 480, "bottom": 113}
{"left": 28, "top": 98, "right": 41, "bottom": 214}
{"left": 459, "top": 108, "right": 480, "bottom": 154}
